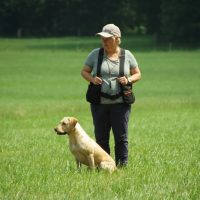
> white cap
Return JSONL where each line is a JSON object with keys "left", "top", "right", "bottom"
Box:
{"left": 96, "top": 24, "right": 121, "bottom": 38}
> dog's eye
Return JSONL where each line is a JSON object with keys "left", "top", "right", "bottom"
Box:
{"left": 62, "top": 122, "right": 66, "bottom": 125}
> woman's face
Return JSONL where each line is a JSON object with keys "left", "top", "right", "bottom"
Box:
{"left": 101, "top": 36, "right": 118, "bottom": 50}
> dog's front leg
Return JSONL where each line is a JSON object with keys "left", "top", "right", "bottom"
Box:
{"left": 76, "top": 159, "right": 81, "bottom": 169}
{"left": 87, "top": 154, "right": 95, "bottom": 170}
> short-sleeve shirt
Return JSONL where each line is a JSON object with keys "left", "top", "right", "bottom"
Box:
{"left": 84, "top": 48, "right": 138, "bottom": 104}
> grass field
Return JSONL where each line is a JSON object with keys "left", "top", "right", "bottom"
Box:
{"left": 0, "top": 37, "right": 200, "bottom": 200}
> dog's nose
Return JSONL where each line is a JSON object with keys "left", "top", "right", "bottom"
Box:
{"left": 54, "top": 128, "right": 57, "bottom": 132}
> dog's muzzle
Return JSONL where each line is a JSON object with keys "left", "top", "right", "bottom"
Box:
{"left": 54, "top": 128, "right": 67, "bottom": 135}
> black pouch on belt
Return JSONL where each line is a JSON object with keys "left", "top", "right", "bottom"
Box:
{"left": 119, "top": 49, "right": 135, "bottom": 105}
{"left": 86, "top": 48, "right": 104, "bottom": 104}
{"left": 120, "top": 83, "right": 135, "bottom": 104}
{"left": 86, "top": 83, "right": 101, "bottom": 104}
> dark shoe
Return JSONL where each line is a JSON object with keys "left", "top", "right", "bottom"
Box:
{"left": 117, "top": 162, "right": 128, "bottom": 168}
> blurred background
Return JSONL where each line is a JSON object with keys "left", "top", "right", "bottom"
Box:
{"left": 0, "top": 0, "right": 199, "bottom": 47}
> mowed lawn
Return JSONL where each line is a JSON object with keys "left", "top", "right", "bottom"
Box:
{"left": 0, "top": 38, "right": 199, "bottom": 200}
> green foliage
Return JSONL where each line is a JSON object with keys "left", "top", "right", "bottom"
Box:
{"left": 160, "top": 0, "right": 200, "bottom": 45}
{"left": 0, "top": 0, "right": 200, "bottom": 46}
{"left": 0, "top": 37, "right": 200, "bottom": 199}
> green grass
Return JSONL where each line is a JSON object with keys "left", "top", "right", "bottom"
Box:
{"left": 0, "top": 37, "right": 200, "bottom": 200}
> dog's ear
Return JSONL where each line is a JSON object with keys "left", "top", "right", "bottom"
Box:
{"left": 70, "top": 117, "right": 78, "bottom": 127}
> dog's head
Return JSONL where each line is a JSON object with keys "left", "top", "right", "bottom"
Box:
{"left": 54, "top": 117, "right": 78, "bottom": 135}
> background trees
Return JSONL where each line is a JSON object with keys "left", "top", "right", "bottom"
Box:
{"left": 160, "top": 0, "right": 200, "bottom": 45}
{"left": 0, "top": 0, "right": 199, "bottom": 45}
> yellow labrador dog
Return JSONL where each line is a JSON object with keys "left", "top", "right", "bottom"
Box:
{"left": 54, "top": 117, "right": 116, "bottom": 172}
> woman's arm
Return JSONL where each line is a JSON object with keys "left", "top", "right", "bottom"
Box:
{"left": 81, "top": 65, "right": 102, "bottom": 85}
{"left": 129, "top": 66, "right": 141, "bottom": 83}
{"left": 118, "top": 66, "right": 141, "bottom": 85}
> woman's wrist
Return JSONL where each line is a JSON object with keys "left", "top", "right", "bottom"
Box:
{"left": 127, "top": 76, "right": 132, "bottom": 84}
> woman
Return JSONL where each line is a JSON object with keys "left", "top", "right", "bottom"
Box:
{"left": 81, "top": 24, "right": 141, "bottom": 167}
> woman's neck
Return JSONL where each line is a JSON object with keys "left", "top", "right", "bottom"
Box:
{"left": 105, "top": 46, "right": 120, "bottom": 60}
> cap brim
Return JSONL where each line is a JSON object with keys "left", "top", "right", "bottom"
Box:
{"left": 96, "top": 32, "right": 113, "bottom": 38}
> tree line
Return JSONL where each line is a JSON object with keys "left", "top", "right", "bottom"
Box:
{"left": 0, "top": 0, "right": 199, "bottom": 45}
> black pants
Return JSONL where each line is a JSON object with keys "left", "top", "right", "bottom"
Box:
{"left": 90, "top": 103, "right": 131, "bottom": 165}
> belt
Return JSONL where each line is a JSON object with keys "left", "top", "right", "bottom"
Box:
{"left": 100, "top": 92, "right": 123, "bottom": 100}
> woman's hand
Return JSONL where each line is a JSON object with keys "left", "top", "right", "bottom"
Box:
{"left": 118, "top": 76, "right": 128, "bottom": 86}
{"left": 81, "top": 65, "right": 102, "bottom": 85}
{"left": 118, "top": 67, "right": 142, "bottom": 86}
{"left": 92, "top": 76, "right": 102, "bottom": 85}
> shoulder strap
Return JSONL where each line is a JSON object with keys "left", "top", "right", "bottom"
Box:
{"left": 119, "top": 48, "right": 125, "bottom": 76}
{"left": 97, "top": 48, "right": 104, "bottom": 77}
